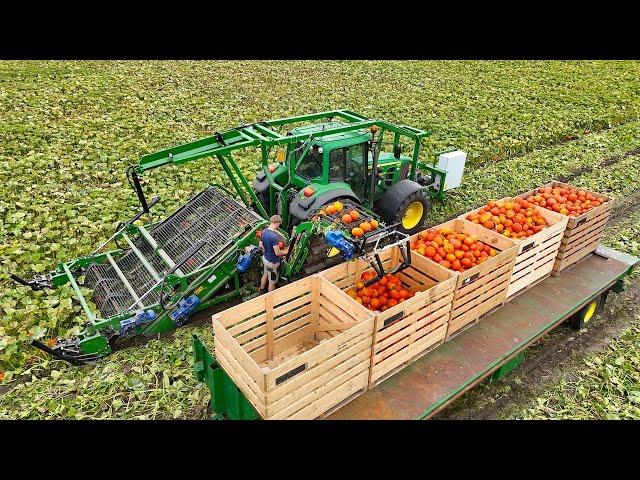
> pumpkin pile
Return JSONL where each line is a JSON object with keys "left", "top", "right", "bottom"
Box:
{"left": 465, "top": 198, "right": 548, "bottom": 239}
{"left": 346, "top": 270, "right": 415, "bottom": 312}
{"left": 523, "top": 185, "right": 605, "bottom": 216}
{"left": 318, "top": 201, "right": 380, "bottom": 238}
{"left": 411, "top": 226, "right": 497, "bottom": 271}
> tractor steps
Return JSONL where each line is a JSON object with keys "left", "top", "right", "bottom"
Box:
{"left": 81, "top": 186, "right": 263, "bottom": 320}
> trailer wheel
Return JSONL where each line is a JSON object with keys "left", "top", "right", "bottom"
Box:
{"left": 570, "top": 290, "right": 609, "bottom": 330}
{"left": 378, "top": 180, "right": 430, "bottom": 235}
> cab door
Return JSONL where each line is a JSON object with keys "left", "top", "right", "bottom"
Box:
{"left": 328, "top": 143, "right": 367, "bottom": 200}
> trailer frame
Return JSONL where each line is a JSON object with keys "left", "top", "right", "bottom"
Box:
{"left": 192, "top": 246, "right": 638, "bottom": 420}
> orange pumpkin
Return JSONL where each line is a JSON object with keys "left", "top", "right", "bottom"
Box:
{"left": 360, "top": 222, "right": 372, "bottom": 233}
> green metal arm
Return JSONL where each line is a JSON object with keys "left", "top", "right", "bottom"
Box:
{"left": 136, "top": 110, "right": 430, "bottom": 174}
{"left": 134, "top": 110, "right": 432, "bottom": 220}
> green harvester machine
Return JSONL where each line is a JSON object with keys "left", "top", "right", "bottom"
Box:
{"left": 12, "top": 109, "right": 465, "bottom": 363}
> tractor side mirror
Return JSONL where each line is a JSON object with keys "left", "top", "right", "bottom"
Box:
{"left": 393, "top": 145, "right": 402, "bottom": 159}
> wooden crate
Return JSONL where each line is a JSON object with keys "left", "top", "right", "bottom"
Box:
{"left": 410, "top": 219, "right": 519, "bottom": 339}
{"left": 517, "top": 181, "right": 613, "bottom": 274}
{"left": 212, "top": 275, "right": 374, "bottom": 420}
{"left": 319, "top": 245, "right": 457, "bottom": 387}
{"left": 458, "top": 198, "right": 568, "bottom": 299}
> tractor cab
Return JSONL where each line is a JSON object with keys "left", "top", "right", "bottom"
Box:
{"left": 252, "top": 122, "right": 374, "bottom": 224}
{"left": 252, "top": 118, "right": 430, "bottom": 233}
{"left": 287, "top": 122, "right": 417, "bottom": 207}
{"left": 288, "top": 122, "right": 371, "bottom": 198}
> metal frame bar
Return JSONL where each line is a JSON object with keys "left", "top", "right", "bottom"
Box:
{"left": 122, "top": 233, "right": 161, "bottom": 281}
{"left": 62, "top": 263, "right": 96, "bottom": 323}
{"left": 137, "top": 225, "right": 183, "bottom": 276}
{"left": 106, "top": 253, "right": 144, "bottom": 308}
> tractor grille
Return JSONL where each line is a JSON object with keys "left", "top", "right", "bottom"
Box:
{"left": 82, "top": 186, "right": 262, "bottom": 319}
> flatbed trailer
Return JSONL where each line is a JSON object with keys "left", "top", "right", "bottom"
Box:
{"left": 192, "top": 245, "right": 638, "bottom": 420}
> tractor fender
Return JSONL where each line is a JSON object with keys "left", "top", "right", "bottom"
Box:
{"left": 289, "top": 187, "right": 361, "bottom": 222}
{"left": 252, "top": 172, "right": 270, "bottom": 212}
{"left": 377, "top": 179, "right": 426, "bottom": 225}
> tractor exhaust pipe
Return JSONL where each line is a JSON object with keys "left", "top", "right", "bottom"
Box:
{"left": 369, "top": 126, "right": 381, "bottom": 207}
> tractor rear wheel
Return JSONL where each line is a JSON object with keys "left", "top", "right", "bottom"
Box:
{"left": 378, "top": 180, "right": 429, "bottom": 235}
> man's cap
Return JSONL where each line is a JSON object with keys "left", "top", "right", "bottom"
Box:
{"left": 270, "top": 215, "right": 282, "bottom": 224}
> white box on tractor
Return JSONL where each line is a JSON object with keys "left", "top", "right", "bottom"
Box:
{"left": 435, "top": 150, "right": 467, "bottom": 191}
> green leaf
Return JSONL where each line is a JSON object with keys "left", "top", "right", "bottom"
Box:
{"left": 29, "top": 325, "right": 47, "bottom": 340}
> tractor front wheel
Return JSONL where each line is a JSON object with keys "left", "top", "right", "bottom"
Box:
{"left": 378, "top": 180, "right": 430, "bottom": 235}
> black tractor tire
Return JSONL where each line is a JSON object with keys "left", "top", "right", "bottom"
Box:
{"left": 378, "top": 180, "right": 430, "bottom": 235}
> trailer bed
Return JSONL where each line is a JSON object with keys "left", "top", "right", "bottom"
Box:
{"left": 326, "top": 246, "right": 638, "bottom": 420}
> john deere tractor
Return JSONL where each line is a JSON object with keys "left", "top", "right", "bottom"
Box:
{"left": 12, "top": 109, "right": 465, "bottom": 363}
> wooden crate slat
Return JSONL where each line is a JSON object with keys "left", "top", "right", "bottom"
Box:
{"left": 227, "top": 312, "right": 267, "bottom": 338}
{"left": 370, "top": 324, "right": 448, "bottom": 387}
{"left": 453, "top": 261, "right": 514, "bottom": 307}
{"left": 265, "top": 315, "right": 372, "bottom": 386}
{"left": 270, "top": 277, "right": 313, "bottom": 306}
{"left": 213, "top": 319, "right": 265, "bottom": 385}
{"left": 374, "top": 311, "right": 449, "bottom": 363}
{"left": 560, "top": 213, "right": 609, "bottom": 247}
{"left": 266, "top": 347, "right": 370, "bottom": 418}
{"left": 450, "top": 267, "right": 512, "bottom": 321}
{"left": 319, "top": 243, "right": 457, "bottom": 390}
{"left": 448, "top": 269, "right": 512, "bottom": 335}
{"left": 244, "top": 315, "right": 312, "bottom": 358}
{"left": 410, "top": 300, "right": 453, "bottom": 337}
{"left": 558, "top": 221, "right": 608, "bottom": 255}
{"left": 516, "top": 180, "right": 613, "bottom": 275}
{"left": 215, "top": 342, "right": 267, "bottom": 416}
{"left": 218, "top": 301, "right": 265, "bottom": 328}
{"left": 237, "top": 299, "right": 313, "bottom": 353}
{"left": 318, "top": 303, "right": 345, "bottom": 326}
{"left": 214, "top": 333, "right": 265, "bottom": 398}
{"left": 553, "top": 237, "right": 604, "bottom": 272}
{"left": 560, "top": 209, "right": 610, "bottom": 241}
{"left": 212, "top": 274, "right": 375, "bottom": 420}
{"left": 233, "top": 304, "right": 312, "bottom": 347}
{"left": 374, "top": 293, "right": 453, "bottom": 345}
{"left": 249, "top": 323, "right": 312, "bottom": 364}
{"left": 284, "top": 370, "right": 369, "bottom": 420}
{"left": 265, "top": 334, "right": 372, "bottom": 407}
{"left": 458, "top": 197, "right": 568, "bottom": 300}
{"left": 272, "top": 292, "right": 312, "bottom": 317}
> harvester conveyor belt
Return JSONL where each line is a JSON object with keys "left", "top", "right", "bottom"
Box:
{"left": 81, "top": 186, "right": 263, "bottom": 319}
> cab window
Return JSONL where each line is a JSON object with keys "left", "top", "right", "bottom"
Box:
{"left": 329, "top": 148, "right": 346, "bottom": 181}
{"left": 345, "top": 143, "right": 366, "bottom": 198}
{"left": 296, "top": 146, "right": 323, "bottom": 180}
{"left": 329, "top": 143, "right": 366, "bottom": 182}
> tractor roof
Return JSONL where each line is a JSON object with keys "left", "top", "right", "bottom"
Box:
{"left": 291, "top": 121, "right": 371, "bottom": 147}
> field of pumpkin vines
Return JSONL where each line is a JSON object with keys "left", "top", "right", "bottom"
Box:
{"left": 1, "top": 61, "right": 640, "bottom": 419}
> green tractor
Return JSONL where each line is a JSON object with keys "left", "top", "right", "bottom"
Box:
{"left": 12, "top": 109, "right": 465, "bottom": 363}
